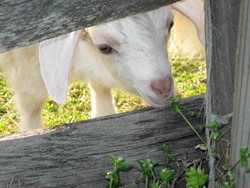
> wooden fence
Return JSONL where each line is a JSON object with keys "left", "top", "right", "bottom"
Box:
{"left": 205, "top": 0, "right": 249, "bottom": 187}
{"left": 0, "top": 0, "right": 249, "bottom": 187}
{"left": 0, "top": 0, "right": 178, "bottom": 53}
{"left": 0, "top": 95, "right": 205, "bottom": 187}
{"left": 230, "top": 0, "right": 250, "bottom": 186}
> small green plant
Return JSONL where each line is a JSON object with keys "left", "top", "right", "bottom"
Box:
{"left": 205, "top": 121, "right": 221, "bottom": 140}
{"left": 106, "top": 155, "right": 131, "bottom": 188}
{"left": 105, "top": 145, "right": 178, "bottom": 188}
{"left": 159, "top": 168, "right": 176, "bottom": 187}
{"left": 136, "top": 144, "right": 178, "bottom": 188}
{"left": 137, "top": 159, "right": 158, "bottom": 187}
{"left": 160, "top": 144, "right": 176, "bottom": 164}
{"left": 185, "top": 167, "right": 208, "bottom": 188}
{"left": 239, "top": 147, "right": 250, "bottom": 173}
{"left": 221, "top": 146, "right": 250, "bottom": 187}
{"left": 150, "top": 182, "right": 163, "bottom": 188}
{"left": 221, "top": 164, "right": 237, "bottom": 188}
{"left": 205, "top": 121, "right": 231, "bottom": 143}
{"left": 168, "top": 96, "right": 250, "bottom": 188}
{"left": 168, "top": 95, "right": 206, "bottom": 145}
{"left": 221, "top": 181, "right": 236, "bottom": 188}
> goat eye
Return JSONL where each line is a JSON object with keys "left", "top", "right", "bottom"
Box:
{"left": 99, "top": 45, "right": 113, "bottom": 54}
{"left": 169, "top": 20, "right": 174, "bottom": 30}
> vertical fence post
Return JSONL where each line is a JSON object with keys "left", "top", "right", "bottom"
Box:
{"left": 230, "top": 0, "right": 250, "bottom": 186}
{"left": 204, "top": 0, "right": 240, "bottom": 187}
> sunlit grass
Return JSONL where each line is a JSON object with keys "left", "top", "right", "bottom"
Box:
{"left": 172, "top": 59, "right": 206, "bottom": 97}
{"left": 0, "top": 78, "right": 19, "bottom": 135}
{"left": 0, "top": 59, "right": 206, "bottom": 135}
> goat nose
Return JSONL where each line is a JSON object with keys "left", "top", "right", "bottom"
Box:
{"left": 151, "top": 77, "right": 172, "bottom": 98}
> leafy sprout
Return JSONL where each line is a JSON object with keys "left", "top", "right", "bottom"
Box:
{"left": 185, "top": 167, "right": 208, "bottom": 188}
{"left": 106, "top": 155, "right": 131, "bottom": 188}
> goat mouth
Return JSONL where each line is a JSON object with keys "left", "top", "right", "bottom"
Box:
{"left": 148, "top": 96, "right": 168, "bottom": 106}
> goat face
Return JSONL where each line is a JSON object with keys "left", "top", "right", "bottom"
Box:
{"left": 88, "top": 7, "right": 174, "bottom": 106}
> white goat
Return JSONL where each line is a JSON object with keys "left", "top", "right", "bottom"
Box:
{"left": 170, "top": 0, "right": 205, "bottom": 57}
{"left": 0, "top": 0, "right": 204, "bottom": 131}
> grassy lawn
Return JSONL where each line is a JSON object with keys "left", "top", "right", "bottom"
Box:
{"left": 0, "top": 59, "right": 206, "bottom": 135}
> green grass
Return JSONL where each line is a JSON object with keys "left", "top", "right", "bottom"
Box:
{"left": 0, "top": 59, "right": 206, "bottom": 135}
{"left": 172, "top": 60, "right": 206, "bottom": 97}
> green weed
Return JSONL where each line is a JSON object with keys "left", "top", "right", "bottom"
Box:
{"left": 168, "top": 95, "right": 206, "bottom": 145}
{"left": 168, "top": 95, "right": 250, "bottom": 187}
{"left": 105, "top": 144, "right": 179, "bottom": 188}
{"left": 105, "top": 144, "right": 209, "bottom": 187}
{"left": 185, "top": 167, "right": 208, "bottom": 188}
{"left": 102, "top": 96, "right": 249, "bottom": 188}
{"left": 106, "top": 155, "right": 131, "bottom": 188}
{"left": 220, "top": 147, "right": 250, "bottom": 187}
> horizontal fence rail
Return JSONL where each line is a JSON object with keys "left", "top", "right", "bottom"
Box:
{"left": 0, "top": 95, "right": 206, "bottom": 187}
{"left": 0, "top": 0, "right": 178, "bottom": 53}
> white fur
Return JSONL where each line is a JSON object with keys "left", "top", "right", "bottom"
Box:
{"left": 39, "top": 32, "right": 80, "bottom": 104}
{"left": 169, "top": 9, "right": 205, "bottom": 58}
{"left": 170, "top": 0, "right": 205, "bottom": 58}
{"left": 0, "top": 0, "right": 205, "bottom": 131}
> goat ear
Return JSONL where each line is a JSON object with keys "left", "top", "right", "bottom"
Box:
{"left": 171, "top": 0, "right": 205, "bottom": 45}
{"left": 39, "top": 31, "right": 80, "bottom": 104}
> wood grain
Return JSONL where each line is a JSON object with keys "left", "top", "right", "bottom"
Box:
{"left": 204, "top": 1, "right": 240, "bottom": 187}
{"left": 0, "top": 0, "right": 178, "bottom": 53}
{"left": 205, "top": 0, "right": 240, "bottom": 116}
{"left": 230, "top": 0, "right": 250, "bottom": 186}
{"left": 0, "top": 94, "right": 206, "bottom": 188}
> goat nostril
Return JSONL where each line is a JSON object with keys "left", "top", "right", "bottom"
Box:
{"left": 151, "top": 77, "right": 172, "bottom": 98}
{"left": 155, "top": 90, "right": 162, "bottom": 95}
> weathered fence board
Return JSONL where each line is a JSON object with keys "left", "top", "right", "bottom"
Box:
{"left": 0, "top": 94, "right": 205, "bottom": 188}
{"left": 0, "top": 0, "right": 178, "bottom": 53}
{"left": 205, "top": 0, "right": 240, "bottom": 117}
{"left": 230, "top": 0, "right": 250, "bottom": 186}
{"left": 204, "top": 0, "right": 241, "bottom": 187}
